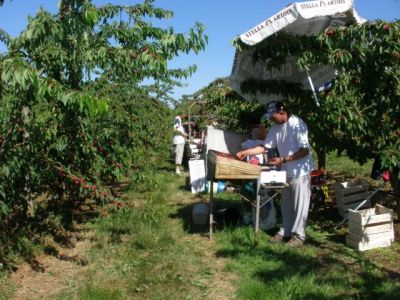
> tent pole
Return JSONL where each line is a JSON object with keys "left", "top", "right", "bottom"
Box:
{"left": 188, "top": 106, "right": 192, "bottom": 140}
{"left": 306, "top": 70, "right": 320, "bottom": 107}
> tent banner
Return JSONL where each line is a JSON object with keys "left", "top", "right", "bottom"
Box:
{"left": 240, "top": 0, "right": 363, "bottom": 45}
{"left": 230, "top": 0, "right": 366, "bottom": 104}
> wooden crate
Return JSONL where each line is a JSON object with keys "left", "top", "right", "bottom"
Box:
{"left": 346, "top": 234, "right": 392, "bottom": 251}
{"left": 337, "top": 199, "right": 370, "bottom": 219}
{"left": 207, "top": 150, "right": 260, "bottom": 180}
{"left": 334, "top": 178, "right": 370, "bottom": 217}
{"left": 346, "top": 204, "right": 394, "bottom": 251}
{"left": 334, "top": 178, "right": 369, "bottom": 199}
{"left": 349, "top": 222, "right": 394, "bottom": 236}
{"left": 348, "top": 204, "right": 393, "bottom": 225}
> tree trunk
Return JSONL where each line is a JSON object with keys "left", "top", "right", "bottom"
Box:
{"left": 316, "top": 147, "right": 327, "bottom": 171}
{"left": 389, "top": 168, "right": 400, "bottom": 220}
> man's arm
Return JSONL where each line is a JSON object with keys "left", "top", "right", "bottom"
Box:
{"left": 236, "top": 145, "right": 266, "bottom": 160}
{"left": 269, "top": 147, "right": 309, "bottom": 166}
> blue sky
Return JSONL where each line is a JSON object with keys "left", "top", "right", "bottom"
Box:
{"left": 0, "top": 0, "right": 399, "bottom": 100}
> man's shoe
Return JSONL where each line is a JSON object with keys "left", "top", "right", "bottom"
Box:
{"left": 269, "top": 234, "right": 285, "bottom": 243}
{"left": 175, "top": 168, "right": 181, "bottom": 175}
{"left": 286, "top": 235, "right": 304, "bottom": 248}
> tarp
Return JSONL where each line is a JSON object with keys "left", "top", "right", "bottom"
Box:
{"left": 230, "top": 0, "right": 366, "bottom": 105}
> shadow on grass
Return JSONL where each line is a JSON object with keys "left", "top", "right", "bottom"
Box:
{"left": 169, "top": 194, "right": 246, "bottom": 235}
{"left": 211, "top": 177, "right": 399, "bottom": 297}
{"left": 215, "top": 229, "right": 400, "bottom": 299}
{"left": 110, "top": 180, "right": 131, "bottom": 197}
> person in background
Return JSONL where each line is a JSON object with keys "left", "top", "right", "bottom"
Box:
{"left": 173, "top": 113, "right": 188, "bottom": 175}
{"left": 236, "top": 101, "right": 314, "bottom": 247}
{"left": 241, "top": 124, "right": 277, "bottom": 230}
{"left": 240, "top": 124, "right": 267, "bottom": 165}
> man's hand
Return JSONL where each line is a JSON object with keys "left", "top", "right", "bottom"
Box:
{"left": 269, "top": 157, "right": 283, "bottom": 166}
{"left": 237, "top": 145, "right": 265, "bottom": 161}
{"left": 236, "top": 150, "right": 247, "bottom": 160}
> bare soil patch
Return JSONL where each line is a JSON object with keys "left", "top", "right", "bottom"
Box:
{"left": 10, "top": 231, "right": 91, "bottom": 300}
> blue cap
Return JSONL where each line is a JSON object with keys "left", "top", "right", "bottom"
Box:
{"left": 262, "top": 101, "right": 284, "bottom": 119}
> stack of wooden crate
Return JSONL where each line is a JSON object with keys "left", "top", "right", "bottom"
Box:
{"left": 333, "top": 178, "right": 370, "bottom": 217}
{"left": 346, "top": 204, "right": 395, "bottom": 251}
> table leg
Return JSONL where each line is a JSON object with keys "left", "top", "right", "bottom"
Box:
{"left": 255, "top": 178, "right": 260, "bottom": 241}
{"left": 209, "top": 181, "right": 214, "bottom": 239}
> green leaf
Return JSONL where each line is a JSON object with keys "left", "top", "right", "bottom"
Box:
{"left": 0, "top": 200, "right": 9, "bottom": 217}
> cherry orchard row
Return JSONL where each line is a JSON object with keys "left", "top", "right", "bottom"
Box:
{"left": 0, "top": 0, "right": 207, "bottom": 264}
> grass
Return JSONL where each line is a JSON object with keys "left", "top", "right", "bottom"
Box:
{"left": 2, "top": 153, "right": 399, "bottom": 299}
{"left": 325, "top": 151, "right": 374, "bottom": 180}
{"left": 213, "top": 224, "right": 399, "bottom": 299}
{"left": 0, "top": 271, "right": 14, "bottom": 300}
{"left": 56, "top": 169, "right": 214, "bottom": 300}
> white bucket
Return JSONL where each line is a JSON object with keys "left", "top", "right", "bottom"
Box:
{"left": 192, "top": 202, "right": 209, "bottom": 225}
{"left": 205, "top": 181, "right": 226, "bottom": 193}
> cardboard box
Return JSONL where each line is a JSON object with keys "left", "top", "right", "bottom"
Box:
{"left": 346, "top": 204, "right": 394, "bottom": 251}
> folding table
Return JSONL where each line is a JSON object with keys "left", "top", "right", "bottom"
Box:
{"left": 207, "top": 154, "right": 288, "bottom": 240}
{"left": 207, "top": 150, "right": 260, "bottom": 239}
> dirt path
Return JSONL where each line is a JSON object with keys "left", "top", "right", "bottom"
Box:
{"left": 9, "top": 236, "right": 237, "bottom": 300}
{"left": 177, "top": 232, "right": 237, "bottom": 300}
{"left": 201, "top": 239, "right": 238, "bottom": 300}
{"left": 167, "top": 175, "right": 239, "bottom": 300}
{"left": 9, "top": 233, "right": 91, "bottom": 300}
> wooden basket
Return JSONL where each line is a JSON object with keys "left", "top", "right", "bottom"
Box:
{"left": 207, "top": 150, "right": 261, "bottom": 180}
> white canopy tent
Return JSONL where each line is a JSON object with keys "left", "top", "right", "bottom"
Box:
{"left": 230, "top": 0, "right": 366, "bottom": 106}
